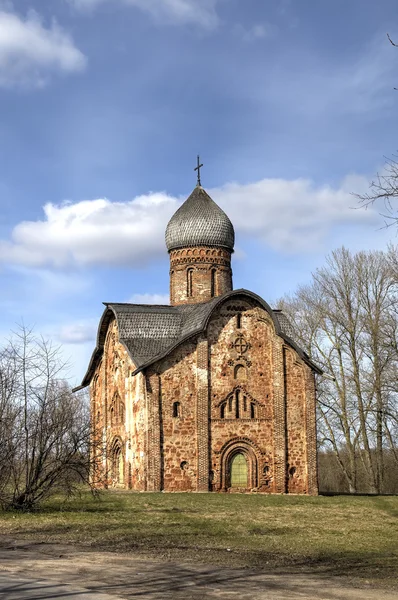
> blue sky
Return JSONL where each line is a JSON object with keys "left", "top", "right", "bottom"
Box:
{"left": 0, "top": 0, "right": 397, "bottom": 385}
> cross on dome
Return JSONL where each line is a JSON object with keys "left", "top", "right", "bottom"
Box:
{"left": 194, "top": 155, "right": 203, "bottom": 187}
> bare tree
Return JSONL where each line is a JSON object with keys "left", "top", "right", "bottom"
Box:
{"left": 0, "top": 325, "right": 97, "bottom": 510}
{"left": 279, "top": 248, "right": 398, "bottom": 493}
{"left": 354, "top": 34, "right": 398, "bottom": 224}
{"left": 355, "top": 155, "right": 398, "bottom": 226}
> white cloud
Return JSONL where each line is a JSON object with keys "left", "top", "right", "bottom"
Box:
{"left": 210, "top": 174, "right": 378, "bottom": 252}
{"left": 69, "top": 0, "right": 220, "bottom": 29}
{"left": 128, "top": 293, "right": 169, "bottom": 304}
{"left": 0, "top": 8, "right": 86, "bottom": 88}
{"left": 0, "top": 193, "right": 178, "bottom": 268}
{"left": 58, "top": 321, "right": 97, "bottom": 344}
{"left": 0, "top": 174, "right": 380, "bottom": 269}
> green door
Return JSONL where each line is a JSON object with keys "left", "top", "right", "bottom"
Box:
{"left": 230, "top": 453, "right": 248, "bottom": 487}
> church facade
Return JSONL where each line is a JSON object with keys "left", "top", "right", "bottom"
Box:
{"left": 77, "top": 183, "right": 321, "bottom": 494}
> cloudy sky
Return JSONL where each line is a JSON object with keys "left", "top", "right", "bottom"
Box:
{"left": 0, "top": 0, "right": 397, "bottom": 385}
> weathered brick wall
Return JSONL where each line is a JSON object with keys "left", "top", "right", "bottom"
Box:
{"left": 91, "top": 317, "right": 147, "bottom": 490}
{"left": 169, "top": 246, "right": 232, "bottom": 305}
{"left": 285, "top": 347, "right": 307, "bottom": 494}
{"left": 90, "top": 299, "right": 318, "bottom": 495}
{"left": 149, "top": 339, "right": 199, "bottom": 491}
{"left": 207, "top": 299, "right": 276, "bottom": 492}
{"left": 305, "top": 368, "right": 319, "bottom": 495}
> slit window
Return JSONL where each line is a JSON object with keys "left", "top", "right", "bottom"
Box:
{"left": 211, "top": 269, "right": 216, "bottom": 297}
{"left": 250, "top": 403, "right": 255, "bottom": 419}
{"left": 187, "top": 269, "right": 193, "bottom": 297}
{"left": 236, "top": 390, "right": 240, "bottom": 419}
{"left": 173, "top": 401, "right": 181, "bottom": 418}
{"left": 237, "top": 313, "right": 242, "bottom": 329}
{"left": 220, "top": 403, "right": 226, "bottom": 419}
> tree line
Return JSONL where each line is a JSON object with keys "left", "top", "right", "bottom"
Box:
{"left": 279, "top": 247, "right": 398, "bottom": 494}
{"left": 0, "top": 326, "right": 93, "bottom": 510}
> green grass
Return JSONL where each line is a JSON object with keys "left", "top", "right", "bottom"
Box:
{"left": 0, "top": 491, "right": 397, "bottom": 587}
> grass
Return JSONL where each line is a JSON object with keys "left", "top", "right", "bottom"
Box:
{"left": 0, "top": 491, "right": 397, "bottom": 588}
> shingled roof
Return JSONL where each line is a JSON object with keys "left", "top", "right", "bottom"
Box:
{"left": 165, "top": 186, "right": 235, "bottom": 252}
{"left": 75, "top": 289, "right": 321, "bottom": 391}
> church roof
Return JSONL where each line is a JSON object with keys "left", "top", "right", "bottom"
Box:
{"left": 165, "top": 186, "right": 235, "bottom": 252}
{"left": 74, "top": 289, "right": 321, "bottom": 391}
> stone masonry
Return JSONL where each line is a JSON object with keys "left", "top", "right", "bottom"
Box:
{"left": 81, "top": 183, "right": 320, "bottom": 494}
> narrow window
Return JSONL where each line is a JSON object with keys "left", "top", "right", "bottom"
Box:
{"left": 173, "top": 401, "right": 180, "bottom": 418}
{"left": 170, "top": 270, "right": 174, "bottom": 301}
{"left": 243, "top": 396, "right": 247, "bottom": 412}
{"left": 237, "top": 313, "right": 242, "bottom": 329}
{"left": 220, "top": 403, "right": 225, "bottom": 418}
{"left": 187, "top": 269, "right": 193, "bottom": 297}
{"left": 250, "top": 403, "right": 255, "bottom": 419}
{"left": 211, "top": 269, "right": 216, "bottom": 297}
{"left": 228, "top": 396, "right": 233, "bottom": 412}
{"left": 236, "top": 389, "right": 240, "bottom": 419}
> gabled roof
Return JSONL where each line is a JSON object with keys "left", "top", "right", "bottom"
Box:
{"left": 74, "top": 289, "right": 321, "bottom": 391}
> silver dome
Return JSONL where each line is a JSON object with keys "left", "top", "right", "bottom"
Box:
{"left": 165, "top": 186, "right": 235, "bottom": 252}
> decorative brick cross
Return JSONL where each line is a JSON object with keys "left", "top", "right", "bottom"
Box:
{"left": 234, "top": 335, "right": 249, "bottom": 354}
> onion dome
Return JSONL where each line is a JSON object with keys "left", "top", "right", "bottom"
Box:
{"left": 165, "top": 186, "right": 235, "bottom": 252}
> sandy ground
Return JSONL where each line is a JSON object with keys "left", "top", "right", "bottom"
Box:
{"left": 0, "top": 538, "right": 397, "bottom": 600}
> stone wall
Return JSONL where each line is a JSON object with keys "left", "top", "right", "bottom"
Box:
{"left": 147, "top": 339, "right": 199, "bottom": 492}
{"left": 90, "top": 298, "right": 318, "bottom": 495}
{"left": 91, "top": 317, "right": 147, "bottom": 490}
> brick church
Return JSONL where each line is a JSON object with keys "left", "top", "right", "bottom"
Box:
{"left": 77, "top": 170, "right": 321, "bottom": 494}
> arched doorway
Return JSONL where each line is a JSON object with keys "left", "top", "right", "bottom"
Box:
{"left": 230, "top": 453, "right": 248, "bottom": 487}
{"left": 219, "top": 439, "right": 260, "bottom": 491}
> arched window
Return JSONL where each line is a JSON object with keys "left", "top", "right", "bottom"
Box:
{"left": 220, "top": 403, "right": 226, "bottom": 419}
{"left": 173, "top": 401, "right": 180, "bottom": 418}
{"left": 170, "top": 270, "right": 174, "bottom": 299}
{"left": 110, "top": 406, "right": 114, "bottom": 425}
{"left": 210, "top": 269, "right": 216, "bottom": 297}
{"left": 234, "top": 364, "right": 247, "bottom": 381}
{"left": 111, "top": 440, "right": 124, "bottom": 485}
{"left": 250, "top": 403, "right": 255, "bottom": 419}
{"left": 187, "top": 269, "right": 193, "bottom": 297}
{"left": 237, "top": 313, "right": 242, "bottom": 329}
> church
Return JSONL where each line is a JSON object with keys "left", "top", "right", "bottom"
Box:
{"left": 77, "top": 165, "right": 321, "bottom": 494}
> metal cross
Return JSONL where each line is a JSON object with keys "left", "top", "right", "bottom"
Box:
{"left": 194, "top": 155, "right": 203, "bottom": 187}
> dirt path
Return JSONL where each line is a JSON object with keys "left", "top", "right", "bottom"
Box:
{"left": 0, "top": 538, "right": 397, "bottom": 600}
